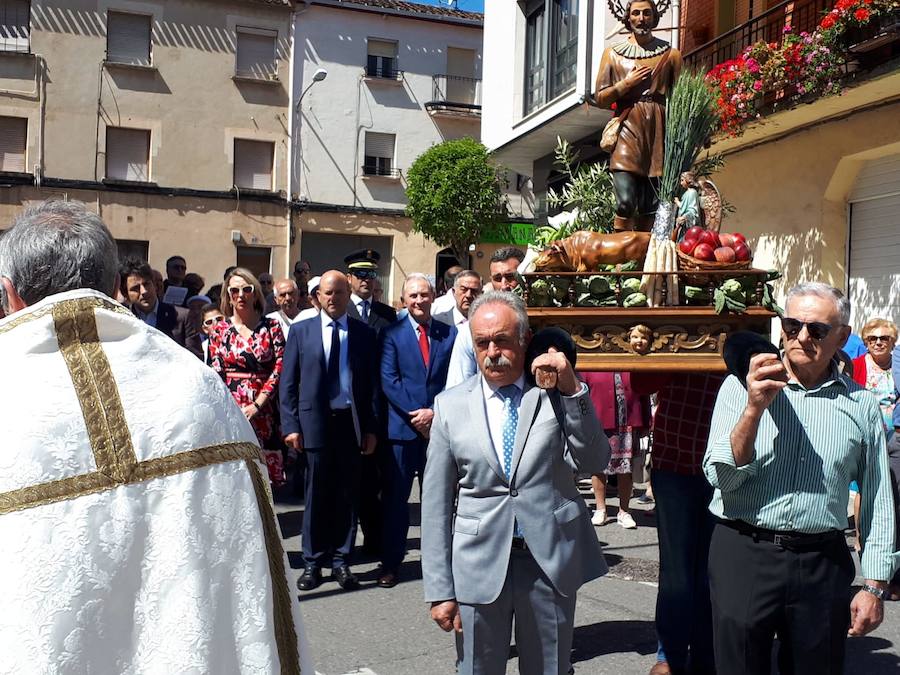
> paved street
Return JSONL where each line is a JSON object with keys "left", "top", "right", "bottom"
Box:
{"left": 276, "top": 480, "right": 900, "bottom": 675}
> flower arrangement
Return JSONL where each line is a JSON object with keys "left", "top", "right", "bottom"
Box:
{"left": 705, "top": 0, "right": 897, "bottom": 135}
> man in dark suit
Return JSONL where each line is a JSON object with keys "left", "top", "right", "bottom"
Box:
{"left": 120, "top": 258, "right": 202, "bottom": 359}
{"left": 377, "top": 273, "right": 457, "bottom": 588}
{"left": 344, "top": 248, "right": 397, "bottom": 555}
{"left": 280, "top": 270, "right": 379, "bottom": 592}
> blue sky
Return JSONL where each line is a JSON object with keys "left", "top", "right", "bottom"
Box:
{"left": 413, "top": 0, "right": 485, "bottom": 12}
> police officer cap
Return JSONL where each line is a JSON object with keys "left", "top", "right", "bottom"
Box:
{"left": 344, "top": 248, "right": 380, "bottom": 271}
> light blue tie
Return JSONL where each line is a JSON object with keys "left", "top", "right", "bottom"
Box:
{"left": 499, "top": 385, "right": 519, "bottom": 478}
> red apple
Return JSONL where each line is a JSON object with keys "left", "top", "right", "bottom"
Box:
{"left": 685, "top": 226, "right": 704, "bottom": 241}
{"left": 733, "top": 242, "right": 752, "bottom": 261}
{"left": 679, "top": 237, "right": 698, "bottom": 254}
{"left": 692, "top": 243, "right": 715, "bottom": 261}
{"left": 719, "top": 233, "right": 735, "bottom": 248}
{"left": 732, "top": 232, "right": 747, "bottom": 245}
{"left": 714, "top": 246, "right": 736, "bottom": 263}
{"left": 698, "top": 230, "right": 721, "bottom": 248}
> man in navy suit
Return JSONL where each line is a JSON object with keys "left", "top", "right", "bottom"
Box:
{"left": 377, "top": 273, "right": 457, "bottom": 588}
{"left": 280, "top": 270, "right": 379, "bottom": 592}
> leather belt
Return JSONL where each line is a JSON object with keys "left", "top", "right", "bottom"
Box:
{"left": 720, "top": 519, "right": 843, "bottom": 551}
{"left": 511, "top": 537, "right": 528, "bottom": 551}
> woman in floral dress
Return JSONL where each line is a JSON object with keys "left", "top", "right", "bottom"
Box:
{"left": 210, "top": 267, "right": 286, "bottom": 485}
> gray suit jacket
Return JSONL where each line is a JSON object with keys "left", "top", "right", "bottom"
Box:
{"left": 421, "top": 375, "right": 610, "bottom": 605}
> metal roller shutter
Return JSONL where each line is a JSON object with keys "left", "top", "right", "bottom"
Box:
{"left": 105, "top": 127, "right": 149, "bottom": 182}
{"left": 367, "top": 39, "right": 397, "bottom": 58}
{"left": 364, "top": 132, "right": 395, "bottom": 160}
{"left": 236, "top": 29, "right": 277, "bottom": 79}
{"left": 107, "top": 11, "right": 151, "bottom": 65}
{"left": 0, "top": 116, "right": 27, "bottom": 172}
{"left": 848, "top": 154, "right": 900, "bottom": 329}
{"left": 0, "top": 0, "right": 30, "bottom": 53}
{"left": 234, "top": 139, "right": 274, "bottom": 190}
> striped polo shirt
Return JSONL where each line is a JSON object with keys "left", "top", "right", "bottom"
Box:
{"left": 704, "top": 367, "right": 897, "bottom": 581}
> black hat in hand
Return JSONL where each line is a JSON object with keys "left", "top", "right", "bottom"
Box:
{"left": 723, "top": 331, "right": 779, "bottom": 386}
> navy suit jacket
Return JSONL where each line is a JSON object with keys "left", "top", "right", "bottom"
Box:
{"left": 279, "top": 313, "right": 378, "bottom": 449}
{"left": 347, "top": 298, "right": 397, "bottom": 336}
{"left": 380, "top": 317, "right": 456, "bottom": 441}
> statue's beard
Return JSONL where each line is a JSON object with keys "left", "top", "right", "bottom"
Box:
{"left": 632, "top": 26, "right": 653, "bottom": 36}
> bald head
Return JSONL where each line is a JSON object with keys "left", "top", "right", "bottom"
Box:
{"left": 319, "top": 269, "right": 351, "bottom": 319}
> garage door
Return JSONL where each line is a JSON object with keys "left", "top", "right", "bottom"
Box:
{"left": 848, "top": 154, "right": 900, "bottom": 330}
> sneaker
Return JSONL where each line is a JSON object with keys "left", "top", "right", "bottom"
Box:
{"left": 591, "top": 509, "right": 609, "bottom": 526}
{"left": 617, "top": 511, "right": 637, "bottom": 529}
{"left": 637, "top": 494, "right": 655, "bottom": 504}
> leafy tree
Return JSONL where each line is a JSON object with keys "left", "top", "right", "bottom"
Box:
{"left": 405, "top": 138, "right": 507, "bottom": 265}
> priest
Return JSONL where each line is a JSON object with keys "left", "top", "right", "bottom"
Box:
{"left": 0, "top": 200, "right": 313, "bottom": 674}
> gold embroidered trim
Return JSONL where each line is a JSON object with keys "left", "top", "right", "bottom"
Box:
{"left": 0, "top": 296, "right": 130, "bottom": 336}
{"left": 0, "top": 442, "right": 261, "bottom": 516}
{"left": 53, "top": 301, "right": 138, "bottom": 481}
{"left": 246, "top": 459, "right": 302, "bottom": 675}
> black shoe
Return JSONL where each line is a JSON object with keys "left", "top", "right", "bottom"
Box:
{"left": 332, "top": 565, "right": 360, "bottom": 590}
{"left": 377, "top": 566, "right": 399, "bottom": 588}
{"left": 297, "top": 565, "right": 321, "bottom": 591}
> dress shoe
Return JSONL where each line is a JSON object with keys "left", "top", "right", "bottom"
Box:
{"left": 332, "top": 565, "right": 360, "bottom": 590}
{"left": 649, "top": 661, "right": 671, "bottom": 675}
{"left": 377, "top": 567, "right": 399, "bottom": 588}
{"left": 297, "top": 565, "right": 321, "bottom": 591}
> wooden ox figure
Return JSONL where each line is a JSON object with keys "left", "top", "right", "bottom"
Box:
{"left": 533, "top": 230, "right": 652, "bottom": 272}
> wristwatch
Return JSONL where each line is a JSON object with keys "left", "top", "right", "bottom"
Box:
{"left": 862, "top": 584, "right": 888, "bottom": 601}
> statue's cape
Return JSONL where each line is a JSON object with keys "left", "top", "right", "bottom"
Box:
{"left": 0, "top": 289, "right": 312, "bottom": 674}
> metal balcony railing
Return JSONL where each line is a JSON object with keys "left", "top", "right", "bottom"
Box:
{"left": 684, "top": 0, "right": 833, "bottom": 72}
{"left": 427, "top": 74, "right": 482, "bottom": 111}
{"left": 362, "top": 165, "right": 401, "bottom": 178}
{"left": 365, "top": 65, "right": 403, "bottom": 80}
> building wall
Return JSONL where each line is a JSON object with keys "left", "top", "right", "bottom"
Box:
{"left": 710, "top": 102, "right": 900, "bottom": 297}
{"left": 679, "top": 0, "right": 718, "bottom": 53}
{"left": 0, "top": 0, "right": 292, "bottom": 286}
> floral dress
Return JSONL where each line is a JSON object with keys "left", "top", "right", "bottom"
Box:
{"left": 606, "top": 373, "right": 635, "bottom": 475}
{"left": 864, "top": 355, "right": 896, "bottom": 442}
{"left": 210, "top": 316, "right": 286, "bottom": 485}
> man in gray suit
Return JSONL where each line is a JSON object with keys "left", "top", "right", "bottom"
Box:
{"left": 421, "top": 291, "right": 610, "bottom": 675}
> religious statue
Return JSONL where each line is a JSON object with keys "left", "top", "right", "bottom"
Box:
{"left": 675, "top": 170, "right": 701, "bottom": 234}
{"left": 628, "top": 324, "right": 653, "bottom": 354}
{"left": 595, "top": 0, "right": 682, "bottom": 232}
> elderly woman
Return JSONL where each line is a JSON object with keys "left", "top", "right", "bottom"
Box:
{"left": 210, "top": 267, "right": 286, "bottom": 485}
{"left": 852, "top": 318, "right": 897, "bottom": 440}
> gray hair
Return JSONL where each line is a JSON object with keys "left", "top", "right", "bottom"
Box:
{"left": 453, "top": 270, "right": 482, "bottom": 288}
{"left": 786, "top": 282, "right": 851, "bottom": 325}
{"left": 0, "top": 200, "right": 118, "bottom": 310}
{"left": 468, "top": 291, "right": 530, "bottom": 344}
{"left": 403, "top": 272, "right": 434, "bottom": 295}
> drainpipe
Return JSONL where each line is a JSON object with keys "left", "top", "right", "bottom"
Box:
{"left": 671, "top": 0, "right": 681, "bottom": 50}
{"left": 287, "top": 1, "right": 312, "bottom": 276}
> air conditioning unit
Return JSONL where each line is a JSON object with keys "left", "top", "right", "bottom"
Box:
{"left": 231, "top": 230, "right": 242, "bottom": 243}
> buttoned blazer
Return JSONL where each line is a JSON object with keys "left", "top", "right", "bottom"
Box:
{"left": 421, "top": 375, "right": 610, "bottom": 605}
{"left": 379, "top": 318, "right": 457, "bottom": 441}
{"left": 279, "top": 314, "right": 378, "bottom": 448}
{"left": 347, "top": 299, "right": 397, "bottom": 336}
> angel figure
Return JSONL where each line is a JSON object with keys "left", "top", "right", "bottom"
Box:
{"left": 629, "top": 324, "right": 653, "bottom": 354}
{"left": 675, "top": 171, "right": 701, "bottom": 232}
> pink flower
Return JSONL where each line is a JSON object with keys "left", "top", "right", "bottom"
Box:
{"left": 753, "top": 80, "right": 763, "bottom": 91}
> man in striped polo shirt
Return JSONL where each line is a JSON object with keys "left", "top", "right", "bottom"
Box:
{"left": 704, "top": 282, "right": 897, "bottom": 674}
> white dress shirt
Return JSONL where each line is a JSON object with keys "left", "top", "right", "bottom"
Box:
{"left": 406, "top": 312, "right": 430, "bottom": 350}
{"left": 481, "top": 374, "right": 525, "bottom": 468}
{"left": 320, "top": 311, "right": 352, "bottom": 409}
{"left": 431, "top": 288, "right": 456, "bottom": 315}
{"left": 296, "top": 307, "right": 319, "bottom": 323}
{"left": 266, "top": 309, "right": 298, "bottom": 338}
{"left": 351, "top": 293, "right": 371, "bottom": 321}
{"left": 445, "top": 326, "right": 477, "bottom": 389}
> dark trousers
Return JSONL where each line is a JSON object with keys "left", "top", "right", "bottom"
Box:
{"left": 653, "top": 470, "right": 716, "bottom": 675}
{"left": 381, "top": 438, "right": 427, "bottom": 570}
{"left": 358, "top": 449, "right": 383, "bottom": 554}
{"left": 888, "top": 433, "right": 900, "bottom": 586}
{"left": 708, "top": 523, "right": 854, "bottom": 675}
{"left": 302, "top": 410, "right": 361, "bottom": 569}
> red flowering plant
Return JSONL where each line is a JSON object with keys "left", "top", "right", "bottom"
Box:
{"left": 818, "top": 0, "right": 897, "bottom": 45}
{"left": 705, "top": 49, "right": 765, "bottom": 134}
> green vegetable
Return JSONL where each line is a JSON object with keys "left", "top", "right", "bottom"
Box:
{"left": 576, "top": 293, "right": 602, "bottom": 307}
{"left": 530, "top": 278, "right": 550, "bottom": 297}
{"left": 574, "top": 277, "right": 591, "bottom": 296}
{"left": 623, "top": 291, "right": 648, "bottom": 308}
{"left": 720, "top": 278, "right": 744, "bottom": 300}
{"left": 618, "top": 260, "right": 640, "bottom": 272}
{"left": 621, "top": 277, "right": 641, "bottom": 294}
{"left": 589, "top": 275, "right": 611, "bottom": 296}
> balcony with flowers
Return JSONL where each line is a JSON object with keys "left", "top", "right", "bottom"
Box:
{"left": 684, "top": 0, "right": 900, "bottom": 146}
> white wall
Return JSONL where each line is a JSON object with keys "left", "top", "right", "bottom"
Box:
{"left": 292, "top": 5, "right": 483, "bottom": 209}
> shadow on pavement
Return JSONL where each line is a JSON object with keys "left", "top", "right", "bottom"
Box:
{"left": 290, "top": 558, "right": 425, "bottom": 602}
{"left": 569, "top": 620, "right": 658, "bottom": 662}
{"left": 844, "top": 635, "right": 900, "bottom": 673}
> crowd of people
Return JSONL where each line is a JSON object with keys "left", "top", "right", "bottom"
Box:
{"left": 1, "top": 199, "right": 898, "bottom": 675}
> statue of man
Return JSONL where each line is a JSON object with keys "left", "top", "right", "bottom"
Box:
{"left": 596, "top": 0, "right": 681, "bottom": 232}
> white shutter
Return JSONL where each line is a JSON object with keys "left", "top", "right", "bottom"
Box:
{"left": 106, "top": 127, "right": 149, "bottom": 182}
{"left": 0, "top": 0, "right": 30, "bottom": 53}
{"left": 236, "top": 29, "right": 277, "bottom": 79}
{"left": 364, "top": 132, "right": 395, "bottom": 160}
{"left": 0, "top": 116, "right": 26, "bottom": 172}
{"left": 367, "top": 39, "right": 397, "bottom": 58}
{"left": 107, "top": 11, "right": 151, "bottom": 65}
{"left": 234, "top": 139, "right": 274, "bottom": 190}
{"left": 848, "top": 154, "right": 900, "bottom": 329}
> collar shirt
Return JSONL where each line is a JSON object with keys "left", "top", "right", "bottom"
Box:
{"left": 351, "top": 293, "right": 371, "bottom": 321}
{"left": 450, "top": 306, "right": 467, "bottom": 326}
{"left": 320, "top": 312, "right": 352, "bottom": 409}
{"left": 406, "top": 312, "right": 430, "bottom": 349}
{"left": 135, "top": 299, "right": 159, "bottom": 328}
{"left": 481, "top": 374, "right": 525, "bottom": 468}
{"left": 704, "top": 364, "right": 897, "bottom": 581}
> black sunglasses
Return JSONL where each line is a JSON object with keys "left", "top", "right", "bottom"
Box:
{"left": 781, "top": 317, "right": 835, "bottom": 341}
{"left": 228, "top": 285, "right": 254, "bottom": 297}
{"left": 865, "top": 335, "right": 894, "bottom": 344}
{"left": 351, "top": 269, "right": 378, "bottom": 279}
{"left": 491, "top": 272, "right": 517, "bottom": 283}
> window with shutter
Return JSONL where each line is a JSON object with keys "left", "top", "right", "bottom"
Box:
{"left": 106, "top": 127, "right": 150, "bottom": 182}
{"left": 363, "top": 132, "right": 396, "bottom": 177}
{"left": 236, "top": 28, "right": 277, "bottom": 80}
{"left": 234, "top": 139, "right": 274, "bottom": 191}
{"left": 366, "top": 38, "right": 398, "bottom": 78}
{"left": 107, "top": 11, "right": 151, "bottom": 66}
{"left": 0, "top": 0, "right": 30, "bottom": 53}
{"left": 0, "top": 116, "right": 26, "bottom": 173}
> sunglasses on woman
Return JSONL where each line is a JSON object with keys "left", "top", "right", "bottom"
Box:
{"left": 780, "top": 317, "right": 834, "bottom": 341}
{"left": 228, "top": 285, "right": 254, "bottom": 298}
{"left": 864, "top": 334, "right": 894, "bottom": 344}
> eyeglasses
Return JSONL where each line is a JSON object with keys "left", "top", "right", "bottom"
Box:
{"left": 203, "top": 316, "right": 224, "bottom": 326}
{"left": 865, "top": 334, "right": 895, "bottom": 344}
{"left": 491, "top": 273, "right": 517, "bottom": 283}
{"left": 351, "top": 269, "right": 378, "bottom": 280}
{"left": 781, "top": 317, "right": 836, "bottom": 341}
{"left": 228, "top": 285, "right": 254, "bottom": 298}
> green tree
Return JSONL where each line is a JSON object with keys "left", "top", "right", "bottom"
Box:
{"left": 405, "top": 138, "right": 507, "bottom": 265}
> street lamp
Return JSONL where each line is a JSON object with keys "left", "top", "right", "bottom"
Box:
{"left": 296, "top": 68, "right": 328, "bottom": 110}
